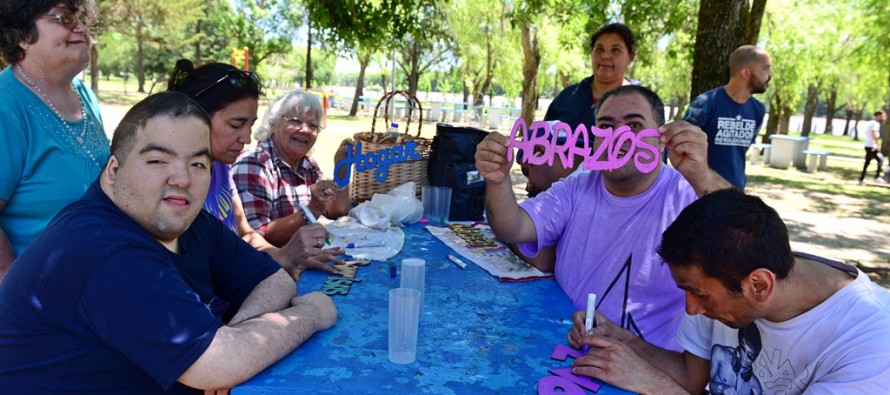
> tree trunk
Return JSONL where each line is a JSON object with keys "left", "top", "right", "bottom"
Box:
{"left": 779, "top": 105, "right": 792, "bottom": 134}
{"left": 305, "top": 15, "right": 313, "bottom": 89}
{"left": 519, "top": 21, "right": 540, "bottom": 128}
{"left": 853, "top": 108, "right": 863, "bottom": 141}
{"left": 349, "top": 52, "right": 371, "bottom": 117}
{"left": 90, "top": 45, "right": 99, "bottom": 95}
{"left": 823, "top": 86, "right": 839, "bottom": 135}
{"left": 462, "top": 82, "right": 469, "bottom": 105}
{"left": 381, "top": 73, "right": 388, "bottom": 97}
{"left": 764, "top": 93, "right": 781, "bottom": 143}
{"left": 744, "top": 0, "right": 767, "bottom": 45}
{"left": 842, "top": 108, "right": 853, "bottom": 137}
{"left": 801, "top": 82, "right": 819, "bottom": 137}
{"left": 673, "top": 94, "right": 689, "bottom": 121}
{"left": 690, "top": 0, "right": 748, "bottom": 99}
{"left": 406, "top": 42, "right": 421, "bottom": 97}
{"left": 136, "top": 27, "right": 146, "bottom": 93}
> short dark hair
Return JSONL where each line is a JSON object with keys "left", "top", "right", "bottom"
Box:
{"left": 589, "top": 22, "right": 636, "bottom": 54}
{"left": 875, "top": 110, "right": 885, "bottom": 117}
{"left": 657, "top": 188, "right": 795, "bottom": 293}
{"left": 0, "top": 0, "right": 97, "bottom": 64}
{"left": 110, "top": 92, "right": 211, "bottom": 165}
{"left": 594, "top": 85, "right": 665, "bottom": 127}
{"left": 728, "top": 45, "right": 766, "bottom": 76}
{"left": 166, "top": 59, "right": 263, "bottom": 116}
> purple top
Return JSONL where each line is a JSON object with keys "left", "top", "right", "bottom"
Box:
{"left": 518, "top": 167, "right": 697, "bottom": 351}
{"left": 204, "top": 161, "right": 238, "bottom": 233}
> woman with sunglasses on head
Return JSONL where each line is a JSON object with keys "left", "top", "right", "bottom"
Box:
{"left": 233, "top": 91, "right": 352, "bottom": 248}
{"left": 0, "top": 0, "right": 109, "bottom": 280}
{"left": 168, "top": 59, "right": 343, "bottom": 283}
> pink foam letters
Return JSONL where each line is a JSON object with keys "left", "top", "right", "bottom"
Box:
{"left": 508, "top": 118, "right": 660, "bottom": 174}
{"left": 538, "top": 344, "right": 602, "bottom": 394}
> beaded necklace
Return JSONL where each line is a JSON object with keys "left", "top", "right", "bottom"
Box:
{"left": 14, "top": 64, "right": 100, "bottom": 166}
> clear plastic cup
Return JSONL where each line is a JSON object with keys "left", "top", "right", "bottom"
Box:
{"left": 422, "top": 186, "right": 452, "bottom": 225}
{"left": 400, "top": 258, "right": 426, "bottom": 314}
{"left": 388, "top": 287, "right": 421, "bottom": 364}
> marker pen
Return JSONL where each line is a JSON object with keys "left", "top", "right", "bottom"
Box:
{"left": 346, "top": 240, "right": 385, "bottom": 248}
{"left": 582, "top": 293, "right": 596, "bottom": 353}
{"left": 299, "top": 203, "right": 331, "bottom": 245}
{"left": 446, "top": 254, "right": 467, "bottom": 269}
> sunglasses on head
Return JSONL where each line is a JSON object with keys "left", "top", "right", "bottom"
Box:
{"left": 195, "top": 69, "right": 260, "bottom": 97}
{"left": 43, "top": 10, "right": 98, "bottom": 31}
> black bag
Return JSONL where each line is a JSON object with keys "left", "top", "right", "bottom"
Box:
{"left": 428, "top": 123, "right": 489, "bottom": 221}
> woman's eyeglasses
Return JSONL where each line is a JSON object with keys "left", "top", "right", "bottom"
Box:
{"left": 281, "top": 116, "right": 323, "bottom": 134}
{"left": 195, "top": 69, "right": 260, "bottom": 97}
{"left": 43, "top": 11, "right": 98, "bottom": 31}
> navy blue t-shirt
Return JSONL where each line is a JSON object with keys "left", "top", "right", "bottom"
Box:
{"left": 544, "top": 75, "right": 597, "bottom": 132}
{"left": 544, "top": 75, "right": 642, "bottom": 132}
{"left": 0, "top": 182, "right": 281, "bottom": 394}
{"left": 683, "top": 87, "right": 765, "bottom": 188}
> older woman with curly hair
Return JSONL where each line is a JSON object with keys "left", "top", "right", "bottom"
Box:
{"left": 233, "top": 91, "right": 352, "bottom": 247}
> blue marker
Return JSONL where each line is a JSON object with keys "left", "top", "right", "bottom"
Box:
{"left": 346, "top": 240, "right": 385, "bottom": 248}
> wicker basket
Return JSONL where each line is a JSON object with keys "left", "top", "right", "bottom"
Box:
{"left": 349, "top": 91, "right": 432, "bottom": 204}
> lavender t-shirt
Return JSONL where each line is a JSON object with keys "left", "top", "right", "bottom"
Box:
{"left": 519, "top": 167, "right": 696, "bottom": 351}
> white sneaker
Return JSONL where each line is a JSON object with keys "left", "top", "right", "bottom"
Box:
{"left": 875, "top": 178, "right": 888, "bottom": 184}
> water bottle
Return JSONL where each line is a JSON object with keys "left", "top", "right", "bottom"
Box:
{"left": 384, "top": 122, "right": 400, "bottom": 138}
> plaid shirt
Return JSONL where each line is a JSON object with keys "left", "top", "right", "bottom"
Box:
{"left": 232, "top": 139, "right": 323, "bottom": 234}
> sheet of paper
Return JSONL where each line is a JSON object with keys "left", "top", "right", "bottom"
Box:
{"left": 426, "top": 223, "right": 552, "bottom": 281}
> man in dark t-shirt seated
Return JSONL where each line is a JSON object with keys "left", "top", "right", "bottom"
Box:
{"left": 0, "top": 92, "right": 337, "bottom": 394}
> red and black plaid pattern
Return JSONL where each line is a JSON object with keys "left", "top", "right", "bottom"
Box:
{"left": 232, "top": 139, "right": 323, "bottom": 234}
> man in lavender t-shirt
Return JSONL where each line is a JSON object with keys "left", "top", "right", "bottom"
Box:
{"left": 475, "top": 85, "right": 730, "bottom": 351}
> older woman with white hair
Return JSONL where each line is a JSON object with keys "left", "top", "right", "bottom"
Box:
{"left": 233, "top": 90, "right": 351, "bottom": 247}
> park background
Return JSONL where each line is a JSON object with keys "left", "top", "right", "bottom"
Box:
{"left": 10, "top": 0, "right": 890, "bottom": 284}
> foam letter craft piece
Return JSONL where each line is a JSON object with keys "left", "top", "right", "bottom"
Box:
{"left": 538, "top": 344, "right": 601, "bottom": 394}
{"left": 506, "top": 118, "right": 660, "bottom": 174}
{"left": 333, "top": 142, "right": 422, "bottom": 187}
{"left": 321, "top": 260, "right": 370, "bottom": 296}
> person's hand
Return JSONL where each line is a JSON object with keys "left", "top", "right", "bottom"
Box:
{"left": 572, "top": 333, "right": 668, "bottom": 393}
{"left": 568, "top": 311, "right": 634, "bottom": 349}
{"left": 659, "top": 121, "right": 710, "bottom": 184}
{"left": 475, "top": 132, "right": 512, "bottom": 184}
{"left": 280, "top": 224, "right": 329, "bottom": 265}
{"left": 285, "top": 247, "right": 345, "bottom": 280}
{"left": 334, "top": 138, "right": 354, "bottom": 164}
{"left": 291, "top": 291, "right": 337, "bottom": 331}
{"left": 310, "top": 180, "right": 341, "bottom": 208}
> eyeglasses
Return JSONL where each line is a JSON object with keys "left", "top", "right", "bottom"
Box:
{"left": 195, "top": 69, "right": 260, "bottom": 97}
{"left": 281, "top": 116, "right": 323, "bottom": 134}
{"left": 43, "top": 11, "right": 98, "bottom": 31}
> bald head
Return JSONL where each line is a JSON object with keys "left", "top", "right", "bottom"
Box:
{"left": 729, "top": 45, "right": 769, "bottom": 76}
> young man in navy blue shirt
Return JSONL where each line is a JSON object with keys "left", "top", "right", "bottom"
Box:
{"left": 684, "top": 45, "right": 772, "bottom": 188}
{"left": 0, "top": 92, "right": 337, "bottom": 394}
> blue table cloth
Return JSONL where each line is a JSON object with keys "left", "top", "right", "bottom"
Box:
{"left": 234, "top": 224, "right": 634, "bottom": 394}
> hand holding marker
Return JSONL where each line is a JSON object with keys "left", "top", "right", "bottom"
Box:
{"left": 299, "top": 203, "right": 331, "bottom": 245}
{"left": 582, "top": 293, "right": 596, "bottom": 353}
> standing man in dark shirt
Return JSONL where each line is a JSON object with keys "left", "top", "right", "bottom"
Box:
{"left": 684, "top": 45, "right": 772, "bottom": 188}
{"left": 544, "top": 22, "right": 639, "bottom": 133}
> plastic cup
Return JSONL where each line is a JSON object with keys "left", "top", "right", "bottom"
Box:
{"left": 422, "top": 186, "right": 452, "bottom": 225}
{"left": 400, "top": 258, "right": 426, "bottom": 314}
{"left": 388, "top": 287, "right": 421, "bottom": 364}
{"left": 433, "top": 187, "right": 452, "bottom": 225}
{"left": 422, "top": 185, "right": 437, "bottom": 222}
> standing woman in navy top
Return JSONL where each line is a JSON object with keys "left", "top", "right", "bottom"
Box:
{"left": 0, "top": 0, "right": 109, "bottom": 280}
{"left": 543, "top": 22, "right": 639, "bottom": 131}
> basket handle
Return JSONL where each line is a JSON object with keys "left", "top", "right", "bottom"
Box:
{"left": 370, "top": 90, "right": 423, "bottom": 137}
